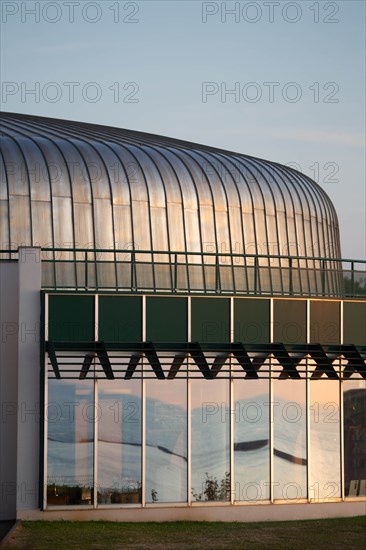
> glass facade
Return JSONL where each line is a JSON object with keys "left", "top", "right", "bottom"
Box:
{"left": 273, "top": 378, "right": 307, "bottom": 500}
{"left": 343, "top": 379, "right": 366, "bottom": 497}
{"left": 234, "top": 379, "right": 270, "bottom": 501}
{"left": 45, "top": 293, "right": 366, "bottom": 508}
{"left": 191, "top": 380, "right": 230, "bottom": 502}
{"left": 97, "top": 380, "right": 142, "bottom": 504}
{"left": 309, "top": 380, "right": 341, "bottom": 500}
{"left": 47, "top": 378, "right": 94, "bottom": 506}
{"left": 146, "top": 379, "right": 187, "bottom": 503}
{"left": 46, "top": 377, "right": 365, "bottom": 507}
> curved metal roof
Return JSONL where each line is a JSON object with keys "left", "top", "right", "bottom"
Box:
{"left": 0, "top": 112, "right": 341, "bottom": 294}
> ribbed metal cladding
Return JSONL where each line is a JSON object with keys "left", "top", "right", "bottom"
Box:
{"left": 0, "top": 112, "right": 342, "bottom": 294}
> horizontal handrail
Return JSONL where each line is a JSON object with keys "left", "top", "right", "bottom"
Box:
{"left": 1, "top": 248, "right": 365, "bottom": 298}
{"left": 43, "top": 248, "right": 366, "bottom": 264}
{"left": 0, "top": 247, "right": 365, "bottom": 265}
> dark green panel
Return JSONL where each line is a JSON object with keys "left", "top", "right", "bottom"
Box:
{"left": 343, "top": 302, "right": 366, "bottom": 345}
{"left": 234, "top": 298, "right": 270, "bottom": 344}
{"left": 99, "top": 296, "right": 142, "bottom": 342}
{"left": 273, "top": 300, "right": 307, "bottom": 344}
{"left": 146, "top": 297, "right": 187, "bottom": 342}
{"left": 48, "top": 295, "right": 94, "bottom": 341}
{"left": 310, "top": 301, "right": 340, "bottom": 344}
{"left": 191, "top": 298, "right": 230, "bottom": 343}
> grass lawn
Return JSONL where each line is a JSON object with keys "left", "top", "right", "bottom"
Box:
{"left": 2, "top": 516, "right": 366, "bottom": 550}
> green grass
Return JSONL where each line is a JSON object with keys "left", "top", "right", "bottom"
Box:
{"left": 2, "top": 517, "right": 366, "bottom": 550}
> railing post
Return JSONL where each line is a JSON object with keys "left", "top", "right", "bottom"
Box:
{"left": 131, "top": 251, "right": 136, "bottom": 291}
{"left": 215, "top": 255, "right": 221, "bottom": 293}
{"left": 254, "top": 256, "right": 259, "bottom": 295}
{"left": 289, "top": 257, "right": 293, "bottom": 296}
{"left": 84, "top": 251, "right": 88, "bottom": 290}
{"left": 174, "top": 253, "right": 178, "bottom": 292}
{"left": 186, "top": 253, "right": 190, "bottom": 292}
{"left": 351, "top": 261, "right": 354, "bottom": 296}
{"left": 321, "top": 259, "right": 325, "bottom": 296}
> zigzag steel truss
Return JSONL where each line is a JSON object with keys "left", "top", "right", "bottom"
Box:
{"left": 45, "top": 342, "right": 366, "bottom": 380}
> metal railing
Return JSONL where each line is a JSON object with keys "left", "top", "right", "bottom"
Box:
{"left": 1, "top": 248, "right": 365, "bottom": 298}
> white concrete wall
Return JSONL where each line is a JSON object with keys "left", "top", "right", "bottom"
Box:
{"left": 0, "top": 262, "right": 19, "bottom": 520}
{"left": 17, "top": 500, "right": 366, "bottom": 522}
{"left": 16, "top": 248, "right": 42, "bottom": 515}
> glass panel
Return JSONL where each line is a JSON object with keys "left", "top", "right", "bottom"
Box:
{"left": 99, "top": 296, "right": 142, "bottom": 342}
{"left": 219, "top": 263, "right": 234, "bottom": 292}
{"left": 97, "top": 380, "right": 142, "bottom": 504}
{"left": 254, "top": 209, "right": 268, "bottom": 257}
{"left": 242, "top": 213, "right": 255, "bottom": 253}
{"left": 343, "top": 302, "right": 366, "bottom": 345}
{"left": 188, "top": 263, "right": 204, "bottom": 292}
{"left": 114, "top": 205, "right": 133, "bottom": 254}
{"left": 233, "top": 266, "right": 249, "bottom": 293}
{"left": 32, "top": 201, "right": 53, "bottom": 256}
{"left": 191, "top": 380, "right": 230, "bottom": 501}
{"left": 131, "top": 200, "right": 152, "bottom": 263}
{"left": 273, "top": 300, "right": 307, "bottom": 344}
{"left": 9, "top": 195, "right": 31, "bottom": 249}
{"left": 344, "top": 380, "right": 366, "bottom": 497}
{"left": 135, "top": 262, "right": 154, "bottom": 290}
{"left": 47, "top": 379, "right": 94, "bottom": 506}
{"left": 73, "top": 203, "right": 96, "bottom": 287}
{"left": 146, "top": 297, "right": 187, "bottom": 342}
{"left": 154, "top": 263, "right": 173, "bottom": 290}
{"left": 228, "top": 206, "right": 243, "bottom": 264}
{"left": 95, "top": 260, "right": 116, "bottom": 291}
{"left": 273, "top": 380, "right": 307, "bottom": 500}
{"left": 191, "top": 298, "right": 230, "bottom": 343}
{"left": 167, "top": 202, "right": 185, "bottom": 254}
{"left": 234, "top": 380, "right": 269, "bottom": 501}
{"left": 53, "top": 198, "right": 75, "bottom": 288}
{"left": 203, "top": 264, "right": 217, "bottom": 292}
{"left": 310, "top": 301, "right": 340, "bottom": 344}
{"left": 184, "top": 210, "right": 201, "bottom": 256}
{"left": 48, "top": 295, "right": 95, "bottom": 341}
{"left": 309, "top": 380, "right": 341, "bottom": 499}
{"left": 146, "top": 380, "right": 187, "bottom": 503}
{"left": 234, "top": 298, "right": 270, "bottom": 344}
{"left": 94, "top": 198, "right": 114, "bottom": 248}
{"left": 151, "top": 207, "right": 169, "bottom": 261}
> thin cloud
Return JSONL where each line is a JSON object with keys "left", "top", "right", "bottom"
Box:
{"left": 223, "top": 127, "right": 364, "bottom": 148}
{"left": 270, "top": 128, "right": 365, "bottom": 148}
{"left": 254, "top": 128, "right": 365, "bottom": 147}
{"left": 28, "top": 42, "right": 95, "bottom": 54}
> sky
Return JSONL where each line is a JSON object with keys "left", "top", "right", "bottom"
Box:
{"left": 1, "top": 0, "right": 365, "bottom": 259}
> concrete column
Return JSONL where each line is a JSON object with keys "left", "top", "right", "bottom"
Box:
{"left": 16, "top": 247, "right": 42, "bottom": 513}
{"left": 0, "top": 262, "right": 19, "bottom": 520}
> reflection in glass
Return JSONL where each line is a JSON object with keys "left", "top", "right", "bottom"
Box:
{"left": 343, "top": 380, "right": 366, "bottom": 497}
{"left": 309, "top": 380, "right": 341, "bottom": 499}
{"left": 146, "top": 380, "right": 187, "bottom": 503}
{"left": 47, "top": 379, "right": 94, "bottom": 506}
{"left": 191, "top": 380, "right": 230, "bottom": 501}
{"left": 273, "top": 379, "right": 307, "bottom": 500}
{"left": 234, "top": 380, "right": 269, "bottom": 501}
{"left": 97, "top": 380, "right": 142, "bottom": 504}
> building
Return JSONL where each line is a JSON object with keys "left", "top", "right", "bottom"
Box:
{"left": 0, "top": 112, "right": 365, "bottom": 522}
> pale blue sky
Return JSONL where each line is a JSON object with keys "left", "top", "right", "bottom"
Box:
{"left": 1, "top": 0, "right": 365, "bottom": 258}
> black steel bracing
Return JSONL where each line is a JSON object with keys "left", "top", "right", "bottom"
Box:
{"left": 45, "top": 341, "right": 366, "bottom": 380}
